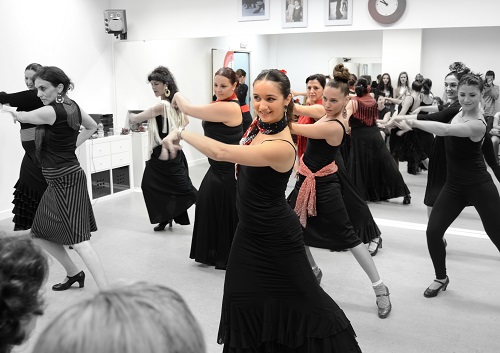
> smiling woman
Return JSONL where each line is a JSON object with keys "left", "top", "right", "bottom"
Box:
{"left": 394, "top": 72, "right": 500, "bottom": 299}
{"left": 161, "top": 68, "right": 362, "bottom": 352}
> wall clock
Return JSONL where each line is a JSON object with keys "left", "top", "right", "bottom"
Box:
{"left": 368, "top": 0, "right": 406, "bottom": 25}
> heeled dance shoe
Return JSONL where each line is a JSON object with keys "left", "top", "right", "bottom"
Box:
{"left": 312, "top": 266, "right": 323, "bottom": 285}
{"left": 375, "top": 285, "right": 392, "bottom": 319}
{"left": 424, "top": 276, "right": 449, "bottom": 298}
{"left": 403, "top": 195, "right": 411, "bottom": 204}
{"left": 154, "top": 220, "right": 173, "bottom": 231}
{"left": 368, "top": 237, "right": 383, "bottom": 256}
{"left": 52, "top": 271, "right": 85, "bottom": 291}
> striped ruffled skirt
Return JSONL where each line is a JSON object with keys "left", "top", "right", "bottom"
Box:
{"left": 31, "top": 165, "right": 97, "bottom": 245}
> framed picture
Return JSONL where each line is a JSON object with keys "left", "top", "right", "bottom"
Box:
{"left": 238, "top": 0, "right": 270, "bottom": 22}
{"left": 325, "top": 0, "right": 353, "bottom": 26}
{"left": 282, "top": 0, "right": 308, "bottom": 28}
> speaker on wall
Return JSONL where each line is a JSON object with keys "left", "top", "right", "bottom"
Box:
{"left": 104, "top": 9, "right": 127, "bottom": 40}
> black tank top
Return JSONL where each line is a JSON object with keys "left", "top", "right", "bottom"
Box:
{"left": 302, "top": 119, "right": 345, "bottom": 173}
{"left": 444, "top": 121, "right": 490, "bottom": 185}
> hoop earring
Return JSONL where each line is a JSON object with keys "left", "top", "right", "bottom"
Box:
{"left": 165, "top": 88, "right": 171, "bottom": 97}
{"left": 56, "top": 94, "right": 64, "bottom": 103}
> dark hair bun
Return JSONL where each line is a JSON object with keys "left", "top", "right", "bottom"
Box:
{"left": 333, "top": 64, "right": 351, "bottom": 83}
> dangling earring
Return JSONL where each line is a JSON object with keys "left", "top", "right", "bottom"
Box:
{"left": 56, "top": 93, "right": 64, "bottom": 103}
{"left": 342, "top": 106, "right": 347, "bottom": 120}
{"left": 165, "top": 87, "right": 171, "bottom": 97}
{"left": 284, "top": 105, "right": 288, "bottom": 114}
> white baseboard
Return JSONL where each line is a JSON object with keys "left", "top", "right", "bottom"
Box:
{"left": 188, "top": 157, "right": 208, "bottom": 167}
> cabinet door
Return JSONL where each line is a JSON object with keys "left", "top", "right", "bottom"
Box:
{"left": 91, "top": 141, "right": 111, "bottom": 158}
{"left": 112, "top": 151, "right": 131, "bottom": 168}
{"left": 111, "top": 139, "right": 130, "bottom": 154}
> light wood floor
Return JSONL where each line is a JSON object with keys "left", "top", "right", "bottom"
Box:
{"left": 4, "top": 162, "right": 500, "bottom": 353}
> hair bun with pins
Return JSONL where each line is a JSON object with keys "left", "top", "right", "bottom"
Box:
{"left": 333, "top": 63, "right": 351, "bottom": 83}
{"left": 449, "top": 62, "right": 470, "bottom": 75}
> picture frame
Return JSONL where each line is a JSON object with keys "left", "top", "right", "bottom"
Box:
{"left": 324, "top": 0, "right": 353, "bottom": 26}
{"left": 282, "top": 0, "right": 308, "bottom": 28}
{"left": 237, "top": 0, "right": 270, "bottom": 22}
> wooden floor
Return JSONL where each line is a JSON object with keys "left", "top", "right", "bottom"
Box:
{"left": 4, "top": 162, "right": 500, "bottom": 353}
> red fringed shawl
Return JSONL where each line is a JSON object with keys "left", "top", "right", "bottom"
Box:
{"left": 351, "top": 95, "right": 378, "bottom": 127}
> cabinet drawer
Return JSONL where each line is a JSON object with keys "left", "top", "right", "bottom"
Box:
{"left": 91, "top": 141, "right": 111, "bottom": 158}
{"left": 111, "top": 151, "right": 131, "bottom": 168}
{"left": 111, "top": 139, "right": 130, "bottom": 154}
{"left": 90, "top": 155, "right": 111, "bottom": 172}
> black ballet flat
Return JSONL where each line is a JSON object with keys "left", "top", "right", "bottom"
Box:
{"left": 403, "top": 195, "right": 411, "bottom": 204}
{"left": 52, "top": 271, "right": 85, "bottom": 291}
{"left": 424, "top": 276, "right": 449, "bottom": 298}
{"left": 154, "top": 220, "right": 173, "bottom": 231}
{"left": 369, "top": 237, "right": 383, "bottom": 256}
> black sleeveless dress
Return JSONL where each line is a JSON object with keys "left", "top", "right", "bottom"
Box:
{"left": 0, "top": 90, "right": 46, "bottom": 230}
{"left": 217, "top": 142, "right": 361, "bottom": 352}
{"left": 289, "top": 120, "right": 380, "bottom": 247}
{"left": 348, "top": 100, "right": 410, "bottom": 202}
{"left": 141, "top": 115, "right": 197, "bottom": 225}
{"left": 190, "top": 117, "right": 243, "bottom": 269}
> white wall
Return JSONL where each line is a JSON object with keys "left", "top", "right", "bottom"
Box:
{"left": 2, "top": 0, "right": 500, "bottom": 220}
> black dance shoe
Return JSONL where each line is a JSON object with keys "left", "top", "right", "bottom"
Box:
{"left": 403, "top": 195, "right": 411, "bottom": 204}
{"left": 424, "top": 276, "right": 449, "bottom": 298}
{"left": 154, "top": 220, "right": 173, "bottom": 231}
{"left": 368, "top": 237, "right": 383, "bottom": 256}
{"left": 52, "top": 271, "right": 85, "bottom": 291}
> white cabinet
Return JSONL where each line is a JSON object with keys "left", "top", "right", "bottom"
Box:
{"left": 77, "top": 135, "right": 134, "bottom": 200}
{"left": 132, "top": 132, "right": 150, "bottom": 189}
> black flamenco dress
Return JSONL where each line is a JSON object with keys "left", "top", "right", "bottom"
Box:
{"left": 348, "top": 96, "right": 410, "bottom": 201}
{"left": 141, "top": 115, "right": 197, "bottom": 226}
{"left": 390, "top": 97, "right": 428, "bottom": 174}
{"left": 218, "top": 153, "right": 361, "bottom": 352}
{"left": 0, "top": 90, "right": 46, "bottom": 230}
{"left": 190, "top": 112, "right": 243, "bottom": 269}
{"left": 288, "top": 119, "right": 380, "bottom": 247}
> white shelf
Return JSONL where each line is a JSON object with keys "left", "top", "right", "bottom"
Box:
{"left": 77, "top": 134, "right": 134, "bottom": 200}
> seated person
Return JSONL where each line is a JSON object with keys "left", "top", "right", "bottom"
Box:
{"left": 0, "top": 232, "right": 48, "bottom": 353}
{"left": 34, "top": 282, "right": 206, "bottom": 353}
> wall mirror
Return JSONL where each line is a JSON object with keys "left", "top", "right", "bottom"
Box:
{"left": 328, "top": 57, "right": 382, "bottom": 81}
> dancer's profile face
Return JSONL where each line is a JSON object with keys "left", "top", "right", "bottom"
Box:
{"left": 150, "top": 80, "right": 168, "bottom": 98}
{"left": 253, "top": 80, "right": 290, "bottom": 124}
{"left": 306, "top": 79, "right": 324, "bottom": 104}
{"left": 444, "top": 75, "right": 459, "bottom": 102}
{"left": 213, "top": 75, "right": 236, "bottom": 101}
{"left": 458, "top": 84, "right": 481, "bottom": 113}
{"left": 35, "top": 78, "right": 60, "bottom": 105}
{"left": 322, "top": 86, "right": 347, "bottom": 117}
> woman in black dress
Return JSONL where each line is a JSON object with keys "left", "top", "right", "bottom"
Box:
{"left": 235, "top": 69, "right": 253, "bottom": 132}
{"left": 396, "top": 73, "right": 500, "bottom": 298}
{"left": 4, "top": 66, "right": 107, "bottom": 291}
{"left": 346, "top": 77, "right": 411, "bottom": 204}
{"left": 163, "top": 69, "right": 361, "bottom": 352}
{"left": 288, "top": 64, "right": 391, "bottom": 319}
{"left": 173, "top": 67, "right": 243, "bottom": 270}
{"left": 129, "top": 66, "right": 197, "bottom": 231}
{"left": 0, "top": 63, "right": 46, "bottom": 230}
